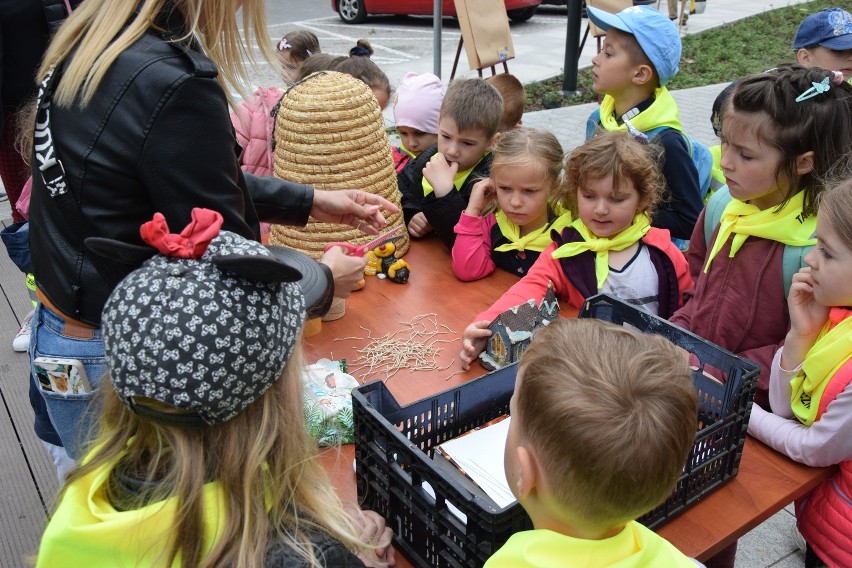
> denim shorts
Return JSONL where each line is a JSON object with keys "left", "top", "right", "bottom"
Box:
{"left": 29, "top": 303, "right": 105, "bottom": 460}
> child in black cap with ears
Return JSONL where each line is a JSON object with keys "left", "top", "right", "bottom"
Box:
{"left": 36, "top": 209, "right": 394, "bottom": 568}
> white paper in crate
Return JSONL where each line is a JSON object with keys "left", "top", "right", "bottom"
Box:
{"left": 302, "top": 359, "right": 359, "bottom": 446}
{"left": 436, "top": 417, "right": 516, "bottom": 509}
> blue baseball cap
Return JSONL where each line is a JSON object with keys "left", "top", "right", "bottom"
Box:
{"left": 793, "top": 8, "right": 852, "bottom": 50}
{"left": 587, "top": 5, "right": 682, "bottom": 86}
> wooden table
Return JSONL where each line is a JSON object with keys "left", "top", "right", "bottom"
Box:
{"left": 309, "top": 237, "right": 834, "bottom": 565}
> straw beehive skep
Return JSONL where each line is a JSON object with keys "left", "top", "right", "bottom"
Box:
{"left": 270, "top": 71, "right": 409, "bottom": 259}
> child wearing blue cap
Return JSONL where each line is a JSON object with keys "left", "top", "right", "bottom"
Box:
{"left": 584, "top": 5, "right": 702, "bottom": 243}
{"left": 794, "top": 7, "right": 852, "bottom": 82}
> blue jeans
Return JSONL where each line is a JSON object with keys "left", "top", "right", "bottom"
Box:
{"left": 29, "top": 303, "right": 105, "bottom": 460}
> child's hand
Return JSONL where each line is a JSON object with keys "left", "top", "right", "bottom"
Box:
{"left": 319, "top": 246, "right": 369, "bottom": 298}
{"left": 467, "top": 178, "right": 496, "bottom": 216}
{"left": 407, "top": 212, "right": 432, "bottom": 238}
{"left": 460, "top": 320, "right": 492, "bottom": 370}
{"left": 787, "top": 267, "right": 829, "bottom": 338}
{"left": 423, "top": 153, "right": 459, "bottom": 198}
{"left": 354, "top": 509, "right": 396, "bottom": 567}
{"left": 783, "top": 267, "right": 829, "bottom": 370}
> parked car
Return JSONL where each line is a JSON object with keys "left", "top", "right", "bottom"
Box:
{"left": 331, "top": 0, "right": 542, "bottom": 24}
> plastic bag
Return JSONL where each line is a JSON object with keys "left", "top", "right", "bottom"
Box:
{"left": 302, "top": 358, "right": 359, "bottom": 446}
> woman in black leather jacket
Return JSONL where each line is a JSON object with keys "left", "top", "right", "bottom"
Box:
{"left": 25, "top": 0, "right": 397, "bottom": 564}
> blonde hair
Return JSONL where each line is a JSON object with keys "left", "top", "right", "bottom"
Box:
{"left": 516, "top": 318, "right": 697, "bottom": 527}
{"left": 440, "top": 78, "right": 502, "bottom": 138}
{"left": 38, "top": 0, "right": 275, "bottom": 108}
{"left": 487, "top": 74, "right": 526, "bottom": 132}
{"left": 487, "top": 127, "right": 564, "bottom": 215}
{"left": 64, "top": 347, "right": 367, "bottom": 568}
{"left": 817, "top": 177, "right": 852, "bottom": 251}
{"left": 561, "top": 130, "right": 664, "bottom": 216}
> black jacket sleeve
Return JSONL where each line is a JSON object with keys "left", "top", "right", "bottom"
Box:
{"left": 397, "top": 144, "right": 438, "bottom": 226}
{"left": 654, "top": 130, "right": 703, "bottom": 240}
{"left": 244, "top": 172, "right": 313, "bottom": 227}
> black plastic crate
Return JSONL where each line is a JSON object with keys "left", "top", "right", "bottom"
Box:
{"left": 352, "top": 293, "right": 759, "bottom": 568}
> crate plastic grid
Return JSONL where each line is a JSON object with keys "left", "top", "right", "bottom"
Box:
{"left": 353, "top": 294, "right": 759, "bottom": 567}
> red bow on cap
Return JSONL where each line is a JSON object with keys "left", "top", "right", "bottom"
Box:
{"left": 140, "top": 208, "right": 224, "bottom": 259}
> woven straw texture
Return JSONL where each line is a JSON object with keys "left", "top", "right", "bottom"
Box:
{"left": 270, "top": 71, "right": 408, "bottom": 259}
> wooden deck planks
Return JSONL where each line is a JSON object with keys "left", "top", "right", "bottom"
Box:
{"left": 0, "top": 218, "right": 59, "bottom": 564}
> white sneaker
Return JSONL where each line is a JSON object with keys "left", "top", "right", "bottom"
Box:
{"left": 12, "top": 309, "right": 34, "bottom": 352}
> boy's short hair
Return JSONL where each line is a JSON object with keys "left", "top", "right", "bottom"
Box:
{"left": 793, "top": 8, "right": 852, "bottom": 50}
{"left": 440, "top": 78, "right": 503, "bottom": 138}
{"left": 516, "top": 318, "right": 697, "bottom": 527}
{"left": 587, "top": 5, "right": 682, "bottom": 86}
{"left": 487, "top": 74, "right": 526, "bottom": 132}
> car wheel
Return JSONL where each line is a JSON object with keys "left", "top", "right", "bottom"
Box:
{"left": 338, "top": 0, "right": 367, "bottom": 24}
{"left": 507, "top": 6, "right": 537, "bottom": 21}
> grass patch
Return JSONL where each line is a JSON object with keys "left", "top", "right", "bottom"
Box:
{"left": 525, "top": 0, "right": 839, "bottom": 110}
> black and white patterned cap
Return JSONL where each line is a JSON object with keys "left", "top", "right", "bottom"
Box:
{"left": 102, "top": 230, "right": 307, "bottom": 427}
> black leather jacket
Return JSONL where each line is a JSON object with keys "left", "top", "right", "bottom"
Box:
{"left": 30, "top": 20, "right": 316, "bottom": 325}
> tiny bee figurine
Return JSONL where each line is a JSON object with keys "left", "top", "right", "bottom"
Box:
{"left": 365, "top": 241, "right": 410, "bottom": 284}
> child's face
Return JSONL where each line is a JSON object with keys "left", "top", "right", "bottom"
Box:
{"left": 577, "top": 175, "right": 645, "bottom": 238}
{"left": 278, "top": 51, "right": 302, "bottom": 85}
{"left": 373, "top": 87, "right": 390, "bottom": 111}
{"left": 494, "top": 164, "right": 550, "bottom": 233}
{"left": 591, "top": 29, "right": 643, "bottom": 97}
{"left": 437, "top": 117, "right": 496, "bottom": 172}
{"left": 804, "top": 214, "right": 852, "bottom": 307}
{"left": 797, "top": 46, "right": 852, "bottom": 81}
{"left": 397, "top": 126, "right": 437, "bottom": 156}
{"left": 719, "top": 114, "right": 787, "bottom": 210}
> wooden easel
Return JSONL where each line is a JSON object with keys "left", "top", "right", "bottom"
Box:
{"left": 450, "top": 37, "right": 511, "bottom": 80}
{"left": 450, "top": 0, "right": 516, "bottom": 80}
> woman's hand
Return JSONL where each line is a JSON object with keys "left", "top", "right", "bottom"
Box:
{"left": 466, "top": 178, "right": 495, "bottom": 216}
{"left": 407, "top": 212, "right": 432, "bottom": 238}
{"left": 782, "top": 267, "right": 829, "bottom": 369}
{"left": 423, "top": 153, "right": 458, "bottom": 198}
{"left": 354, "top": 509, "right": 395, "bottom": 567}
{"left": 319, "top": 247, "right": 368, "bottom": 299}
{"left": 460, "top": 320, "right": 492, "bottom": 370}
{"left": 311, "top": 189, "right": 400, "bottom": 235}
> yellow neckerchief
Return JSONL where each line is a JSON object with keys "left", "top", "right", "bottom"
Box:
{"left": 37, "top": 459, "right": 225, "bottom": 566}
{"left": 399, "top": 141, "right": 417, "bottom": 159}
{"left": 483, "top": 522, "right": 697, "bottom": 568}
{"left": 493, "top": 210, "right": 573, "bottom": 253}
{"left": 599, "top": 87, "right": 683, "bottom": 134}
{"left": 703, "top": 191, "right": 816, "bottom": 273}
{"left": 790, "top": 308, "right": 852, "bottom": 426}
{"left": 422, "top": 152, "right": 488, "bottom": 196}
{"left": 551, "top": 213, "right": 651, "bottom": 288}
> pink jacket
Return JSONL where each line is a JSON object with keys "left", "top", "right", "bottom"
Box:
{"left": 473, "top": 227, "right": 691, "bottom": 324}
{"left": 230, "top": 86, "right": 283, "bottom": 177}
{"left": 748, "top": 320, "right": 852, "bottom": 568}
{"left": 452, "top": 211, "right": 498, "bottom": 281}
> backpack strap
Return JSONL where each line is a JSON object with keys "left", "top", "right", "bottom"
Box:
{"left": 782, "top": 241, "right": 814, "bottom": 299}
{"left": 703, "top": 185, "right": 732, "bottom": 246}
{"left": 34, "top": 68, "right": 125, "bottom": 288}
{"left": 585, "top": 109, "right": 601, "bottom": 141}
